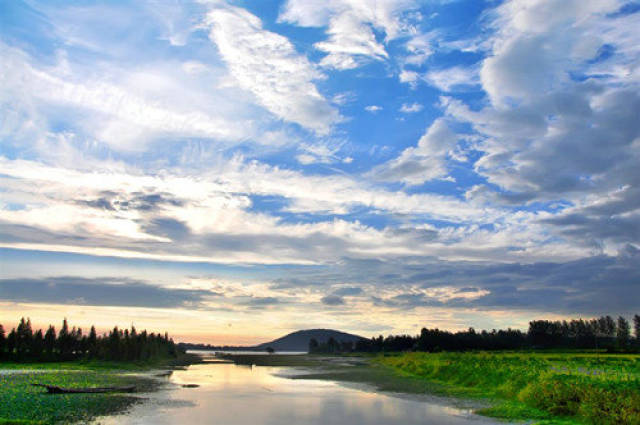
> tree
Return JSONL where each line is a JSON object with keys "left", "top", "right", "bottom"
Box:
{"left": 308, "top": 338, "right": 319, "bottom": 353}
{"left": 108, "top": 326, "right": 121, "bottom": 360}
{"left": 71, "top": 327, "right": 82, "bottom": 356}
{"left": 326, "top": 337, "right": 339, "bottom": 353}
{"left": 634, "top": 315, "right": 640, "bottom": 342}
{"left": 7, "top": 329, "right": 17, "bottom": 358}
{"left": 0, "top": 324, "right": 5, "bottom": 357}
{"left": 88, "top": 326, "right": 98, "bottom": 358}
{"left": 0, "top": 324, "right": 7, "bottom": 359}
{"left": 617, "top": 316, "right": 630, "bottom": 348}
{"left": 16, "top": 317, "right": 33, "bottom": 358}
{"left": 44, "top": 325, "right": 56, "bottom": 358}
{"left": 32, "top": 330, "right": 44, "bottom": 359}
{"left": 58, "top": 318, "right": 71, "bottom": 359}
{"left": 604, "top": 316, "right": 617, "bottom": 338}
{"left": 0, "top": 316, "right": 182, "bottom": 363}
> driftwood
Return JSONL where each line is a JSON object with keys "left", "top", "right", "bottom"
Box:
{"left": 32, "top": 383, "right": 136, "bottom": 394}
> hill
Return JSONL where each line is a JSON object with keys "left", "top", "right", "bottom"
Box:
{"left": 254, "top": 329, "right": 364, "bottom": 352}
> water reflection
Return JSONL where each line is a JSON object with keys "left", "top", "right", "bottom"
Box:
{"left": 95, "top": 361, "right": 506, "bottom": 425}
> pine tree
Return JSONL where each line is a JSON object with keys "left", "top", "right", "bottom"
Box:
{"left": 308, "top": 338, "right": 319, "bottom": 353}
{"left": 72, "top": 327, "right": 82, "bottom": 356}
{"left": 16, "top": 317, "right": 33, "bottom": 358}
{"left": 108, "top": 327, "right": 121, "bottom": 360}
{"left": 0, "top": 324, "right": 5, "bottom": 358}
{"left": 130, "top": 326, "right": 139, "bottom": 360}
{"left": 617, "top": 316, "right": 630, "bottom": 348}
{"left": 605, "top": 316, "right": 617, "bottom": 337}
{"left": 32, "top": 329, "right": 44, "bottom": 360}
{"left": 44, "top": 325, "right": 56, "bottom": 359}
{"left": 58, "top": 318, "right": 70, "bottom": 359}
{"left": 0, "top": 316, "right": 181, "bottom": 363}
{"left": 88, "top": 326, "right": 98, "bottom": 358}
{"left": 7, "top": 329, "right": 17, "bottom": 358}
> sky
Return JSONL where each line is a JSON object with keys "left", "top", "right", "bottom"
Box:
{"left": 1, "top": 0, "right": 639, "bottom": 345}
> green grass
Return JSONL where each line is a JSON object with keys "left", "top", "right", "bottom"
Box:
{"left": 377, "top": 352, "right": 640, "bottom": 425}
{"left": 0, "top": 360, "right": 152, "bottom": 371}
{"left": 0, "top": 420, "right": 46, "bottom": 425}
{"left": 0, "top": 363, "right": 167, "bottom": 424}
{"left": 0, "top": 353, "right": 200, "bottom": 372}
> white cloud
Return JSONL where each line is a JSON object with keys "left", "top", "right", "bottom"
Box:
{"left": 3, "top": 154, "right": 578, "bottom": 266}
{"left": 399, "top": 69, "right": 420, "bottom": 88}
{"left": 0, "top": 43, "right": 253, "bottom": 152}
{"left": 370, "top": 118, "right": 457, "bottom": 185}
{"left": 398, "top": 66, "right": 479, "bottom": 92}
{"left": 424, "top": 66, "right": 479, "bottom": 92}
{"left": 399, "top": 102, "right": 423, "bottom": 113}
{"left": 441, "top": 0, "right": 640, "bottom": 254}
{"left": 203, "top": 4, "right": 340, "bottom": 134}
{"left": 295, "top": 140, "right": 349, "bottom": 164}
{"left": 332, "top": 91, "right": 356, "bottom": 105}
{"left": 279, "top": 0, "right": 418, "bottom": 37}
{"left": 315, "top": 11, "right": 388, "bottom": 70}
{"left": 481, "top": 0, "right": 622, "bottom": 105}
{"left": 404, "top": 32, "right": 435, "bottom": 65}
{"left": 295, "top": 154, "right": 318, "bottom": 165}
{"left": 365, "top": 105, "right": 383, "bottom": 113}
{"left": 279, "top": 0, "right": 420, "bottom": 69}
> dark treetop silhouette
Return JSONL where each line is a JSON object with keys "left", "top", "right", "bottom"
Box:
{"left": 1, "top": 317, "right": 181, "bottom": 362}
{"left": 309, "top": 315, "right": 640, "bottom": 354}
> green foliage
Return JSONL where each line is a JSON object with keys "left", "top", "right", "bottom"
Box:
{"left": 618, "top": 317, "right": 632, "bottom": 348}
{"left": 0, "top": 317, "right": 181, "bottom": 363}
{"left": 0, "top": 419, "right": 45, "bottom": 425}
{"left": 378, "top": 352, "right": 640, "bottom": 425}
{"left": 476, "top": 401, "right": 555, "bottom": 422}
{"left": 308, "top": 336, "right": 354, "bottom": 353}
{"left": 0, "top": 369, "right": 156, "bottom": 424}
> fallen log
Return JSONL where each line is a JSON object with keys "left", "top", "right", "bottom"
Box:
{"left": 32, "top": 383, "right": 136, "bottom": 394}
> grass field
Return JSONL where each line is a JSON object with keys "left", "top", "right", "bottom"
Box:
{"left": 377, "top": 352, "right": 640, "bottom": 425}
{"left": 0, "top": 361, "right": 173, "bottom": 425}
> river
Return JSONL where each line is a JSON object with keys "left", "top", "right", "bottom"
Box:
{"left": 94, "top": 356, "right": 508, "bottom": 425}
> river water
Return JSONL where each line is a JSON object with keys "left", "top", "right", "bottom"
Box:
{"left": 94, "top": 359, "right": 507, "bottom": 425}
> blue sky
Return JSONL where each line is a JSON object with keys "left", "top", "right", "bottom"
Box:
{"left": 1, "top": 0, "right": 639, "bottom": 343}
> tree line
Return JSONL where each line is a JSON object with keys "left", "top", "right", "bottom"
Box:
{"left": 310, "top": 315, "right": 640, "bottom": 353}
{"left": 0, "top": 317, "right": 182, "bottom": 362}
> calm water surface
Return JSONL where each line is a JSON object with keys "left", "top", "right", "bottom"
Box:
{"left": 94, "top": 360, "right": 507, "bottom": 425}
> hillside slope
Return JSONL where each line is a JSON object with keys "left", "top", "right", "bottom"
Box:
{"left": 254, "top": 329, "right": 364, "bottom": 352}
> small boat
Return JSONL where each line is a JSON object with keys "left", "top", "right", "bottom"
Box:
{"left": 32, "top": 383, "right": 136, "bottom": 394}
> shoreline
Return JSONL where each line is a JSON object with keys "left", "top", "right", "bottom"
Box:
{"left": 222, "top": 353, "right": 499, "bottom": 416}
{"left": 218, "top": 351, "right": 639, "bottom": 425}
{"left": 0, "top": 356, "right": 197, "bottom": 425}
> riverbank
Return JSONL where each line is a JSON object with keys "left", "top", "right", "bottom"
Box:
{"left": 378, "top": 352, "right": 640, "bottom": 425}
{"left": 87, "top": 356, "right": 505, "bottom": 425}
{"left": 0, "top": 355, "right": 199, "bottom": 425}
{"left": 221, "top": 351, "right": 640, "bottom": 425}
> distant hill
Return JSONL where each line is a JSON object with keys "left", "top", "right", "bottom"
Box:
{"left": 254, "top": 329, "right": 365, "bottom": 352}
